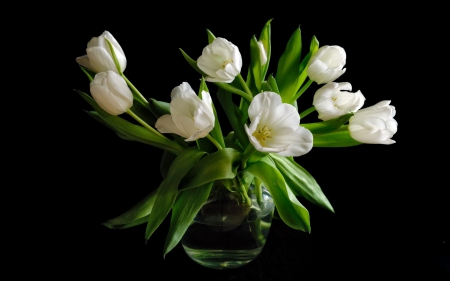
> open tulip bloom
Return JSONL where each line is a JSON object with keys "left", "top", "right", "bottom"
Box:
{"left": 74, "top": 19, "right": 398, "bottom": 257}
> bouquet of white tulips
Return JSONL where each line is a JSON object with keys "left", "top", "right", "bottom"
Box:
{"left": 74, "top": 19, "right": 398, "bottom": 257}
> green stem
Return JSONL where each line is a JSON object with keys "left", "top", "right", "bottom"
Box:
{"left": 237, "top": 73, "right": 254, "bottom": 98}
{"left": 290, "top": 78, "right": 313, "bottom": 104}
{"left": 206, "top": 134, "right": 223, "bottom": 150}
{"left": 299, "top": 106, "right": 316, "bottom": 119}
{"left": 233, "top": 176, "right": 252, "bottom": 206}
{"left": 241, "top": 145, "right": 256, "bottom": 169}
{"left": 122, "top": 75, "right": 149, "bottom": 106}
{"left": 126, "top": 109, "right": 172, "bottom": 141}
{"left": 254, "top": 177, "right": 263, "bottom": 206}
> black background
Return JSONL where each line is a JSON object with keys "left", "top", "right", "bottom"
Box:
{"left": 46, "top": 3, "right": 448, "bottom": 280}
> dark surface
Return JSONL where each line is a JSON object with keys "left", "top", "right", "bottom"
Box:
{"left": 46, "top": 4, "right": 448, "bottom": 280}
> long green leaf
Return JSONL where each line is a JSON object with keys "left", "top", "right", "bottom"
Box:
{"left": 75, "top": 90, "right": 184, "bottom": 154}
{"left": 247, "top": 35, "right": 263, "bottom": 93}
{"left": 163, "top": 182, "right": 213, "bottom": 257}
{"left": 258, "top": 18, "right": 272, "bottom": 80}
{"left": 270, "top": 154, "right": 334, "bottom": 212}
{"left": 313, "top": 127, "right": 363, "bottom": 147}
{"left": 84, "top": 110, "right": 135, "bottom": 141}
{"left": 179, "top": 148, "right": 241, "bottom": 190}
{"left": 301, "top": 113, "right": 353, "bottom": 134}
{"left": 275, "top": 28, "right": 302, "bottom": 103}
{"left": 246, "top": 157, "right": 310, "bottom": 232}
{"left": 145, "top": 148, "right": 206, "bottom": 242}
{"left": 179, "top": 48, "right": 207, "bottom": 77}
{"left": 102, "top": 189, "right": 158, "bottom": 229}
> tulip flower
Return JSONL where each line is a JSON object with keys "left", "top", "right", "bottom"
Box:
{"left": 90, "top": 71, "right": 133, "bottom": 115}
{"left": 313, "top": 82, "right": 365, "bottom": 121}
{"left": 197, "top": 38, "right": 242, "bottom": 83}
{"left": 307, "top": 45, "right": 346, "bottom": 84}
{"left": 76, "top": 31, "right": 126, "bottom": 74}
{"left": 348, "top": 100, "right": 397, "bottom": 144}
{"left": 245, "top": 92, "right": 313, "bottom": 156}
{"left": 258, "top": 41, "right": 268, "bottom": 66}
{"left": 155, "top": 82, "right": 215, "bottom": 141}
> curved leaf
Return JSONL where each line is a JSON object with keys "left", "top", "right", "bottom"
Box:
{"left": 145, "top": 148, "right": 206, "bottom": 242}
{"left": 246, "top": 157, "right": 310, "bottom": 232}
{"left": 179, "top": 148, "right": 241, "bottom": 191}
{"left": 270, "top": 154, "right": 334, "bottom": 212}
{"left": 163, "top": 182, "right": 213, "bottom": 257}
{"left": 102, "top": 189, "right": 158, "bottom": 229}
{"left": 313, "top": 127, "right": 363, "bottom": 147}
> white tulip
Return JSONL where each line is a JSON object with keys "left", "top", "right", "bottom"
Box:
{"left": 257, "top": 41, "right": 268, "bottom": 66}
{"left": 313, "top": 82, "right": 365, "bottom": 121}
{"left": 245, "top": 92, "right": 313, "bottom": 157}
{"left": 76, "top": 31, "right": 126, "bottom": 74}
{"left": 197, "top": 38, "right": 242, "bottom": 83}
{"left": 155, "top": 82, "right": 215, "bottom": 141}
{"left": 307, "top": 45, "right": 346, "bottom": 84}
{"left": 90, "top": 71, "right": 133, "bottom": 116}
{"left": 348, "top": 100, "right": 397, "bottom": 144}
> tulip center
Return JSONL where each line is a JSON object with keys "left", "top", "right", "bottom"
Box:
{"left": 222, "top": 59, "right": 234, "bottom": 68}
{"left": 253, "top": 125, "right": 272, "bottom": 145}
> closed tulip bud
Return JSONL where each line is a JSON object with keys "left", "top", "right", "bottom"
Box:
{"left": 307, "top": 45, "right": 346, "bottom": 84}
{"left": 90, "top": 71, "right": 133, "bottom": 115}
{"left": 349, "top": 100, "right": 397, "bottom": 144}
{"left": 76, "top": 31, "right": 126, "bottom": 74}
{"left": 257, "top": 41, "right": 268, "bottom": 66}
{"left": 197, "top": 38, "right": 242, "bottom": 83}
{"left": 313, "top": 82, "right": 365, "bottom": 121}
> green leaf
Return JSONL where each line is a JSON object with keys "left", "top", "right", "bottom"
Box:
{"left": 160, "top": 150, "right": 177, "bottom": 179}
{"left": 301, "top": 113, "right": 353, "bottom": 134}
{"left": 148, "top": 98, "right": 170, "bottom": 118}
{"left": 258, "top": 18, "right": 272, "bottom": 80}
{"left": 310, "top": 35, "right": 319, "bottom": 54}
{"left": 163, "top": 182, "right": 213, "bottom": 257}
{"left": 206, "top": 29, "right": 216, "bottom": 44}
{"left": 246, "top": 157, "right": 310, "bottom": 232}
{"left": 104, "top": 38, "right": 122, "bottom": 74}
{"left": 269, "top": 154, "right": 334, "bottom": 212}
{"left": 79, "top": 65, "right": 95, "bottom": 82}
{"left": 216, "top": 88, "right": 250, "bottom": 148}
{"left": 247, "top": 35, "right": 263, "bottom": 92}
{"left": 179, "top": 48, "right": 208, "bottom": 77}
{"left": 85, "top": 110, "right": 135, "bottom": 141}
{"left": 75, "top": 90, "right": 184, "bottom": 154}
{"left": 275, "top": 27, "right": 302, "bottom": 103}
{"left": 130, "top": 98, "right": 157, "bottom": 126}
{"left": 102, "top": 189, "right": 158, "bottom": 229}
{"left": 145, "top": 148, "right": 206, "bottom": 242}
{"left": 179, "top": 148, "right": 241, "bottom": 191}
{"left": 267, "top": 75, "right": 280, "bottom": 94}
{"left": 312, "top": 126, "right": 363, "bottom": 147}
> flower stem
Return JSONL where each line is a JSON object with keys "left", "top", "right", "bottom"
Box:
{"left": 126, "top": 109, "right": 173, "bottom": 142}
{"left": 234, "top": 176, "right": 252, "bottom": 207}
{"left": 290, "top": 78, "right": 313, "bottom": 104}
{"left": 122, "top": 75, "right": 149, "bottom": 106}
{"left": 206, "top": 134, "right": 223, "bottom": 150}
{"left": 254, "top": 177, "right": 263, "bottom": 206}
{"left": 299, "top": 106, "right": 316, "bottom": 119}
{"left": 237, "top": 74, "right": 254, "bottom": 99}
{"left": 241, "top": 144, "right": 256, "bottom": 169}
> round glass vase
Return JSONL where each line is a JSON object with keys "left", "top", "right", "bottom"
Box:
{"left": 180, "top": 174, "right": 275, "bottom": 269}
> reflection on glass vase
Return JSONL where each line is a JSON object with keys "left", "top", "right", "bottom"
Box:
{"left": 181, "top": 172, "right": 275, "bottom": 269}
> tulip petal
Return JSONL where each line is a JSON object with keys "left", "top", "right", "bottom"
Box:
{"left": 155, "top": 115, "right": 185, "bottom": 136}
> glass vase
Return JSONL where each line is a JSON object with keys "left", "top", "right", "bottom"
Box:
{"left": 181, "top": 173, "right": 275, "bottom": 269}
